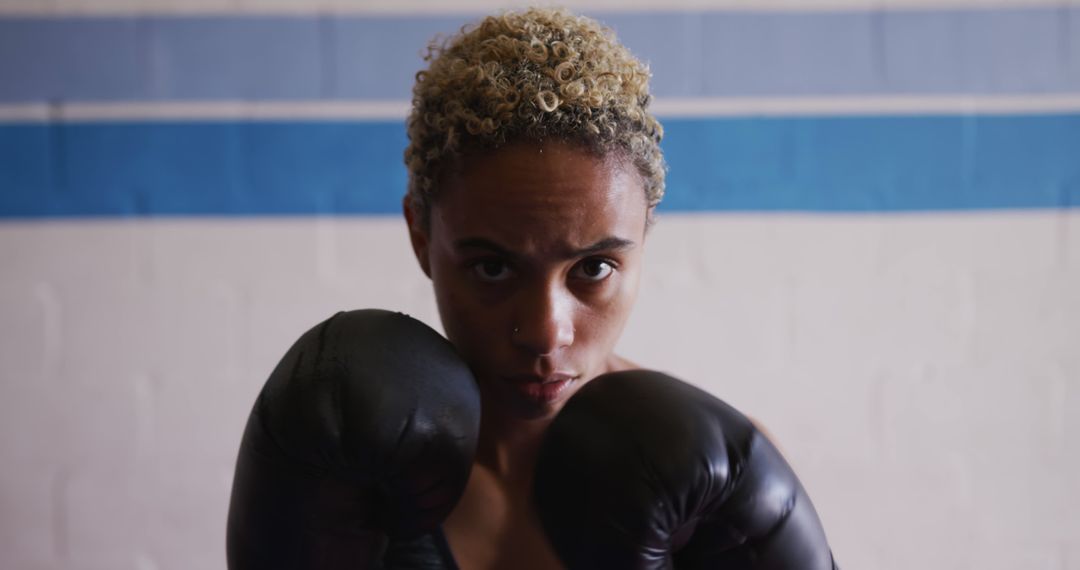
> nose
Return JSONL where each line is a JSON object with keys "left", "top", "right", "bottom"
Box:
{"left": 512, "top": 280, "right": 575, "bottom": 357}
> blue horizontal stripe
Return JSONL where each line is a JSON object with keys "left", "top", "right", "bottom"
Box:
{"left": 0, "top": 121, "right": 408, "bottom": 217}
{"left": 1, "top": 7, "right": 1078, "bottom": 102}
{"left": 2, "top": 114, "right": 1077, "bottom": 218}
{"left": 662, "top": 115, "right": 1080, "bottom": 211}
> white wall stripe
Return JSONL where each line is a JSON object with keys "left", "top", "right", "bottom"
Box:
{"left": 0, "top": 101, "right": 412, "bottom": 123}
{"left": 3, "top": 94, "right": 1080, "bottom": 123}
{"left": 0, "top": 0, "right": 1077, "bottom": 16}
{"left": 650, "top": 95, "right": 1080, "bottom": 117}
{"left": 2, "top": 212, "right": 1077, "bottom": 568}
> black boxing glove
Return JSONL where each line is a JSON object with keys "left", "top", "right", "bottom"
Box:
{"left": 226, "top": 310, "right": 481, "bottom": 569}
{"left": 534, "top": 370, "right": 838, "bottom": 569}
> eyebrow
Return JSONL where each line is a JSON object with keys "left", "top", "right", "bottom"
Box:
{"left": 453, "top": 236, "right": 636, "bottom": 259}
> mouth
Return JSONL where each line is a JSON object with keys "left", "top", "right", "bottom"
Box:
{"left": 502, "top": 373, "right": 578, "bottom": 405}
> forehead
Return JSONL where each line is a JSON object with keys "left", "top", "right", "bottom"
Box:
{"left": 431, "top": 142, "right": 648, "bottom": 253}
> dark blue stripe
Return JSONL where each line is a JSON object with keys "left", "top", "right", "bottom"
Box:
{"left": 2, "top": 114, "right": 1078, "bottom": 218}
{"left": 1, "top": 7, "right": 1077, "bottom": 102}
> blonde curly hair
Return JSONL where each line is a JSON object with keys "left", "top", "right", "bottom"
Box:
{"left": 404, "top": 7, "right": 665, "bottom": 226}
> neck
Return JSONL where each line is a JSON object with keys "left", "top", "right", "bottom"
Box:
{"left": 475, "top": 402, "right": 553, "bottom": 486}
{"left": 471, "top": 354, "right": 635, "bottom": 486}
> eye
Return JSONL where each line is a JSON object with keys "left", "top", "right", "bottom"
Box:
{"left": 571, "top": 258, "right": 615, "bottom": 282}
{"left": 472, "top": 259, "right": 513, "bottom": 282}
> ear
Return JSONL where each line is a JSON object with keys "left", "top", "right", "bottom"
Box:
{"left": 403, "top": 195, "right": 432, "bottom": 278}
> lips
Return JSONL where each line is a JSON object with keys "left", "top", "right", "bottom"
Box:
{"left": 505, "top": 373, "right": 576, "bottom": 385}
{"left": 503, "top": 373, "right": 578, "bottom": 405}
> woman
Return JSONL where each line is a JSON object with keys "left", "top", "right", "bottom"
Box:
{"left": 227, "top": 8, "right": 835, "bottom": 570}
{"left": 399, "top": 8, "right": 663, "bottom": 568}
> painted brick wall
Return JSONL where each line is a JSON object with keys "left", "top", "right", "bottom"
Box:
{"left": 3, "top": 213, "right": 1077, "bottom": 569}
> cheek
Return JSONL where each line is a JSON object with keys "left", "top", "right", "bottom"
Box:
{"left": 607, "top": 266, "right": 642, "bottom": 332}
{"left": 582, "top": 273, "right": 640, "bottom": 346}
{"left": 431, "top": 266, "right": 496, "bottom": 354}
{"left": 430, "top": 260, "right": 465, "bottom": 331}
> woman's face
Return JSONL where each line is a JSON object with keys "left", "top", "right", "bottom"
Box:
{"left": 406, "top": 142, "right": 650, "bottom": 419}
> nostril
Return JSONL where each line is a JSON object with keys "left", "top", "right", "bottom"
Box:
{"left": 512, "top": 287, "right": 576, "bottom": 354}
{"left": 512, "top": 323, "right": 572, "bottom": 356}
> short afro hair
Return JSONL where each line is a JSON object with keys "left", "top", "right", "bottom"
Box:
{"left": 404, "top": 7, "right": 665, "bottom": 226}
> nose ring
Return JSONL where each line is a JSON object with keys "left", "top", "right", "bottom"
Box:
{"left": 513, "top": 327, "right": 520, "bottom": 334}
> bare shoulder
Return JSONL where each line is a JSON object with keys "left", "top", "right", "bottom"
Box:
{"left": 604, "top": 353, "right": 639, "bottom": 373}
{"left": 596, "top": 359, "right": 786, "bottom": 454}
{"left": 746, "top": 415, "right": 786, "bottom": 457}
